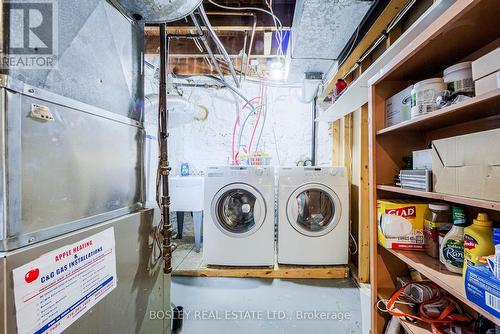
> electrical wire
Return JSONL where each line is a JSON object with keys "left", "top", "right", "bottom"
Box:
{"left": 238, "top": 103, "right": 263, "bottom": 155}
{"left": 339, "top": 26, "right": 360, "bottom": 68}
{"left": 232, "top": 96, "right": 262, "bottom": 163}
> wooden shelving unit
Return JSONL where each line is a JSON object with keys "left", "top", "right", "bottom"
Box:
{"left": 368, "top": 0, "right": 500, "bottom": 333}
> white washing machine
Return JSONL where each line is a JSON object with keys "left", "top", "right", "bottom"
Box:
{"left": 278, "top": 166, "right": 349, "bottom": 265}
{"left": 203, "top": 166, "right": 275, "bottom": 266}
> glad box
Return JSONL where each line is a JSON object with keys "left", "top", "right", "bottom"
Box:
{"left": 432, "top": 128, "right": 500, "bottom": 202}
{"left": 377, "top": 200, "right": 427, "bottom": 250}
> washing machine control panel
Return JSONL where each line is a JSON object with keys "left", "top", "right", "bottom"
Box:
{"left": 225, "top": 166, "right": 272, "bottom": 178}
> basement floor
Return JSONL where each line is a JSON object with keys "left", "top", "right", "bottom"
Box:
{"left": 172, "top": 276, "right": 371, "bottom": 334}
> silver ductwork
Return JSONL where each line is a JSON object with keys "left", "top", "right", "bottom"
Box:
{"left": 112, "top": 0, "right": 202, "bottom": 23}
{"left": 286, "top": 0, "right": 372, "bottom": 83}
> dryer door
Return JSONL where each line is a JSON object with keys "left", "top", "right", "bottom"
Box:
{"left": 286, "top": 183, "right": 342, "bottom": 237}
{"left": 211, "top": 183, "right": 266, "bottom": 238}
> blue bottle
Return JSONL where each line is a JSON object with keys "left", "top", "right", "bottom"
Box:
{"left": 181, "top": 163, "right": 189, "bottom": 176}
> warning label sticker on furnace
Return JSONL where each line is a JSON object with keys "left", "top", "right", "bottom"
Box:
{"left": 13, "top": 228, "right": 117, "bottom": 334}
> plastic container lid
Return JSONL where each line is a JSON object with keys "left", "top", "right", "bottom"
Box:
{"left": 473, "top": 213, "right": 493, "bottom": 227}
{"left": 414, "top": 78, "right": 445, "bottom": 88}
{"left": 444, "top": 61, "right": 472, "bottom": 76}
{"left": 428, "top": 203, "right": 450, "bottom": 211}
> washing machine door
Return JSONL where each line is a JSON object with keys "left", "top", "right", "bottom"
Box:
{"left": 211, "top": 183, "right": 266, "bottom": 238}
{"left": 286, "top": 183, "right": 342, "bottom": 237}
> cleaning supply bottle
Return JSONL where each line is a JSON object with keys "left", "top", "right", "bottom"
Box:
{"left": 463, "top": 213, "right": 494, "bottom": 275}
{"left": 440, "top": 205, "right": 467, "bottom": 274}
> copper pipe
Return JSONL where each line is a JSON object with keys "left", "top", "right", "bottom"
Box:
{"left": 159, "top": 23, "right": 173, "bottom": 274}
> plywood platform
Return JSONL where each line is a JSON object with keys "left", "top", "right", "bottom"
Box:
{"left": 174, "top": 263, "right": 350, "bottom": 279}
{"left": 172, "top": 245, "right": 349, "bottom": 279}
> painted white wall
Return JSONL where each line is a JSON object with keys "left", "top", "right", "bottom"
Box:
{"left": 143, "top": 57, "right": 332, "bottom": 203}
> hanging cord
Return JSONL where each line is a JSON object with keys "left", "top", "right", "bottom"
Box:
{"left": 348, "top": 218, "right": 358, "bottom": 255}
{"left": 346, "top": 115, "right": 357, "bottom": 255}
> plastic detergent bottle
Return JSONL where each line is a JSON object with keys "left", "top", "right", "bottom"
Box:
{"left": 440, "top": 206, "right": 467, "bottom": 274}
{"left": 463, "top": 213, "right": 494, "bottom": 275}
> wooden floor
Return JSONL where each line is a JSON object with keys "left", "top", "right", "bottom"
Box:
{"left": 172, "top": 239, "right": 350, "bottom": 279}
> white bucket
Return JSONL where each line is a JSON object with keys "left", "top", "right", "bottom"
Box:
{"left": 443, "top": 61, "right": 474, "bottom": 95}
{"left": 411, "top": 78, "right": 446, "bottom": 118}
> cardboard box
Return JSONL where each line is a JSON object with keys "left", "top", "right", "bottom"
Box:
{"left": 472, "top": 47, "right": 500, "bottom": 80}
{"left": 377, "top": 200, "right": 427, "bottom": 250}
{"left": 413, "top": 149, "right": 433, "bottom": 170}
{"left": 464, "top": 265, "right": 500, "bottom": 318}
{"left": 385, "top": 85, "right": 413, "bottom": 127}
{"left": 475, "top": 71, "right": 500, "bottom": 96}
{"left": 432, "top": 128, "right": 500, "bottom": 202}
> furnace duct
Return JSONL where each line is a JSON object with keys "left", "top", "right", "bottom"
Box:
{"left": 112, "top": 0, "right": 203, "bottom": 22}
{"left": 145, "top": 94, "right": 208, "bottom": 128}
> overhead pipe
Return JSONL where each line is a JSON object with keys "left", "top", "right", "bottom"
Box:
{"left": 189, "top": 13, "right": 227, "bottom": 83}
{"left": 204, "top": 11, "right": 257, "bottom": 80}
{"left": 197, "top": 6, "right": 240, "bottom": 87}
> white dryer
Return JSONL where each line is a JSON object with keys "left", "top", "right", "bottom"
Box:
{"left": 278, "top": 166, "right": 348, "bottom": 265}
{"left": 203, "top": 166, "right": 275, "bottom": 266}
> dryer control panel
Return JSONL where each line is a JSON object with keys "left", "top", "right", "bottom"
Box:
{"left": 303, "top": 167, "right": 345, "bottom": 178}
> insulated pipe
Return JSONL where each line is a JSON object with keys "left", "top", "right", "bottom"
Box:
{"left": 204, "top": 11, "right": 257, "bottom": 80}
{"left": 198, "top": 6, "right": 240, "bottom": 88}
{"left": 190, "top": 13, "right": 226, "bottom": 83}
{"left": 158, "top": 23, "right": 173, "bottom": 274}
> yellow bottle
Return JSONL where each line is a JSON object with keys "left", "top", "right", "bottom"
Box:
{"left": 463, "top": 213, "right": 494, "bottom": 276}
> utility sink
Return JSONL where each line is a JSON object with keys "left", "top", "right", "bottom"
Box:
{"left": 169, "top": 176, "right": 204, "bottom": 212}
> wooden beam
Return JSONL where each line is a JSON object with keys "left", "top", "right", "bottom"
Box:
{"left": 331, "top": 120, "right": 341, "bottom": 165}
{"left": 320, "top": 0, "right": 410, "bottom": 99}
{"left": 343, "top": 114, "right": 353, "bottom": 182}
{"left": 386, "top": 22, "right": 402, "bottom": 49}
{"left": 145, "top": 26, "right": 291, "bottom": 34}
{"left": 358, "top": 104, "right": 370, "bottom": 283}
{"left": 174, "top": 264, "right": 350, "bottom": 279}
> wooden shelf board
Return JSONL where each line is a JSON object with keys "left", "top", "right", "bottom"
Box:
{"left": 384, "top": 248, "right": 500, "bottom": 325}
{"left": 378, "top": 288, "right": 431, "bottom": 334}
{"left": 376, "top": 185, "right": 500, "bottom": 211}
{"left": 377, "top": 89, "right": 500, "bottom": 135}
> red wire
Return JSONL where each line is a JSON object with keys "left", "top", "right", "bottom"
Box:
{"left": 248, "top": 81, "right": 265, "bottom": 153}
{"left": 232, "top": 96, "right": 262, "bottom": 164}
